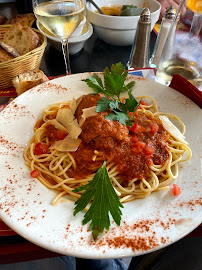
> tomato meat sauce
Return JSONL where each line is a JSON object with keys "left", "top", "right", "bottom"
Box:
{"left": 45, "top": 124, "right": 67, "bottom": 142}
{"left": 71, "top": 94, "right": 170, "bottom": 181}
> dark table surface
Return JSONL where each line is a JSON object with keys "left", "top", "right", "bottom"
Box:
{"left": 40, "top": 31, "right": 157, "bottom": 77}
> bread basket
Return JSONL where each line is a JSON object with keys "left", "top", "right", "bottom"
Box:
{"left": 0, "top": 25, "right": 47, "bottom": 89}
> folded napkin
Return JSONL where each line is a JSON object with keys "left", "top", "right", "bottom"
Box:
{"left": 169, "top": 74, "right": 202, "bottom": 109}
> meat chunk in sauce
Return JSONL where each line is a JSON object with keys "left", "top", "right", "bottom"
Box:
{"left": 75, "top": 93, "right": 129, "bottom": 149}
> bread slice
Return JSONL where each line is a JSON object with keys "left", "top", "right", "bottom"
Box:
{"left": 3, "top": 22, "right": 40, "bottom": 55}
{"left": 12, "top": 69, "right": 49, "bottom": 96}
{"left": 0, "top": 41, "right": 20, "bottom": 58}
{"left": 0, "top": 46, "right": 14, "bottom": 62}
{"left": 6, "top": 13, "right": 36, "bottom": 27}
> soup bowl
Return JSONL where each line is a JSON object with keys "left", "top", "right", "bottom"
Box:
{"left": 86, "top": 0, "right": 161, "bottom": 46}
{"left": 37, "top": 19, "right": 93, "bottom": 55}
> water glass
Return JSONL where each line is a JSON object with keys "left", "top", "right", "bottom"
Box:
{"left": 156, "top": 19, "right": 202, "bottom": 89}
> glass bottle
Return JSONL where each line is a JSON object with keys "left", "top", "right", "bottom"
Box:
{"left": 149, "top": 6, "right": 176, "bottom": 69}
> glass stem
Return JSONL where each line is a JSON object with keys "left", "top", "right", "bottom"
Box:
{"left": 61, "top": 39, "right": 71, "bottom": 75}
{"left": 190, "top": 13, "right": 202, "bottom": 36}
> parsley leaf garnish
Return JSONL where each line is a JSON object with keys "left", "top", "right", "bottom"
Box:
{"left": 125, "top": 89, "right": 139, "bottom": 112}
{"left": 106, "top": 111, "right": 130, "bottom": 125}
{"left": 84, "top": 74, "right": 107, "bottom": 96}
{"left": 73, "top": 161, "right": 123, "bottom": 240}
{"left": 84, "top": 62, "right": 133, "bottom": 98}
{"left": 96, "top": 97, "right": 119, "bottom": 112}
{"left": 83, "top": 62, "right": 138, "bottom": 126}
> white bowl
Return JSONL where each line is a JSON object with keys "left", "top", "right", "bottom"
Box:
{"left": 37, "top": 20, "right": 93, "bottom": 55}
{"left": 86, "top": 0, "right": 161, "bottom": 46}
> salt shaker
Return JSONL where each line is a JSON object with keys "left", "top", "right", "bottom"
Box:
{"left": 149, "top": 6, "right": 176, "bottom": 69}
{"left": 127, "top": 8, "right": 151, "bottom": 69}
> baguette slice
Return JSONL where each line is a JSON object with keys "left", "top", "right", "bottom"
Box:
{"left": 0, "top": 46, "right": 14, "bottom": 62}
{"left": 0, "top": 41, "right": 20, "bottom": 58}
{"left": 6, "top": 13, "right": 36, "bottom": 27}
{"left": 12, "top": 69, "right": 49, "bottom": 96}
{"left": 3, "top": 22, "right": 40, "bottom": 55}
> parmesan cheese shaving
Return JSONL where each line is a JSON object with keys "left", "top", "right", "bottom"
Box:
{"left": 45, "top": 119, "right": 67, "bottom": 132}
{"left": 159, "top": 115, "right": 188, "bottom": 145}
{"left": 70, "top": 97, "right": 77, "bottom": 114}
{"left": 69, "top": 96, "right": 83, "bottom": 115}
{"left": 79, "top": 106, "right": 98, "bottom": 127}
{"left": 50, "top": 136, "right": 82, "bottom": 152}
{"left": 56, "top": 107, "right": 74, "bottom": 126}
{"left": 76, "top": 95, "right": 83, "bottom": 108}
{"left": 56, "top": 107, "right": 81, "bottom": 139}
{"left": 68, "top": 119, "right": 82, "bottom": 139}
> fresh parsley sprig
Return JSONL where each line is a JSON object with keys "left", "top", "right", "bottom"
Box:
{"left": 83, "top": 62, "right": 140, "bottom": 126}
{"left": 84, "top": 62, "right": 134, "bottom": 98}
{"left": 73, "top": 161, "right": 123, "bottom": 240}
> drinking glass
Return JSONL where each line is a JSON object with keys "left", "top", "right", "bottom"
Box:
{"left": 33, "top": 0, "right": 86, "bottom": 74}
{"left": 186, "top": 0, "right": 202, "bottom": 36}
{"left": 155, "top": 1, "right": 202, "bottom": 89}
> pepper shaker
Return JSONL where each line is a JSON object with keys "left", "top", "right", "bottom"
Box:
{"left": 149, "top": 6, "right": 177, "bottom": 69}
{"left": 127, "top": 8, "right": 151, "bottom": 69}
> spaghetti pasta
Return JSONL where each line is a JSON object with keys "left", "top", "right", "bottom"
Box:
{"left": 24, "top": 94, "right": 192, "bottom": 205}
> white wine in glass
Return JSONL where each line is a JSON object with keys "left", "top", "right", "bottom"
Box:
{"left": 33, "top": 0, "right": 86, "bottom": 74}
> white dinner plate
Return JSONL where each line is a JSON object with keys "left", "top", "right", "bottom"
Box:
{"left": 0, "top": 73, "right": 201, "bottom": 259}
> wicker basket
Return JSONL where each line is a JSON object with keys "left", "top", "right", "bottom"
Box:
{"left": 0, "top": 25, "right": 47, "bottom": 89}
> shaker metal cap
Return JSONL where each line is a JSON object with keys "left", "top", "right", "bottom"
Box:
{"left": 165, "top": 6, "right": 176, "bottom": 19}
{"left": 140, "top": 7, "right": 151, "bottom": 22}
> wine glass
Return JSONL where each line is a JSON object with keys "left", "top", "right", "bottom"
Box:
{"left": 33, "top": 0, "right": 86, "bottom": 74}
{"left": 186, "top": 0, "right": 202, "bottom": 36}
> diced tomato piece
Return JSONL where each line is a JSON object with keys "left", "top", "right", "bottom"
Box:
{"left": 128, "top": 111, "right": 139, "bottom": 119}
{"left": 136, "top": 141, "right": 146, "bottom": 149}
{"left": 30, "top": 169, "right": 39, "bottom": 178}
{"left": 173, "top": 184, "right": 181, "bottom": 196}
{"left": 135, "top": 110, "right": 139, "bottom": 117}
{"left": 150, "top": 122, "right": 159, "bottom": 134}
{"left": 140, "top": 100, "right": 148, "bottom": 106}
{"left": 131, "top": 123, "right": 141, "bottom": 133}
{"left": 143, "top": 145, "right": 154, "bottom": 156}
{"left": 131, "top": 141, "right": 146, "bottom": 154}
{"left": 131, "top": 136, "right": 138, "bottom": 143}
{"left": 34, "top": 143, "right": 49, "bottom": 155}
{"left": 131, "top": 123, "right": 145, "bottom": 133}
{"left": 55, "top": 130, "right": 67, "bottom": 140}
{"left": 131, "top": 146, "right": 142, "bottom": 154}
{"left": 34, "top": 147, "right": 43, "bottom": 155}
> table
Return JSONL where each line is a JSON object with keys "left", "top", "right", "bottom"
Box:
{"left": 0, "top": 31, "right": 201, "bottom": 265}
